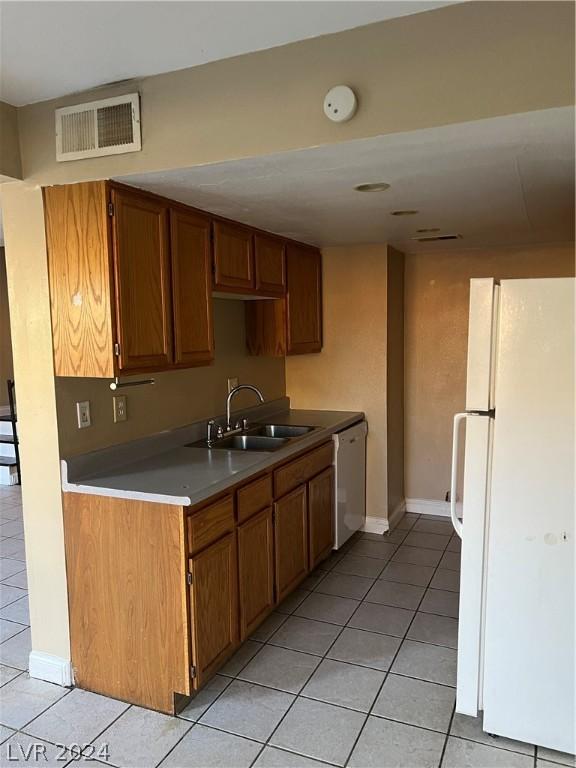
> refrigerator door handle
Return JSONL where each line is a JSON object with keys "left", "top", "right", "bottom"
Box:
{"left": 450, "top": 413, "right": 467, "bottom": 538}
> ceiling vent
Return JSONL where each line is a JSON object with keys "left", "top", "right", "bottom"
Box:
{"left": 55, "top": 94, "right": 141, "bottom": 162}
{"left": 412, "top": 234, "right": 463, "bottom": 242}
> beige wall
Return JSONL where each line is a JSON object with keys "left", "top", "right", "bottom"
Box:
{"left": 0, "top": 183, "right": 70, "bottom": 664}
{"left": 17, "top": 2, "right": 574, "bottom": 185}
{"left": 0, "top": 248, "right": 14, "bottom": 406}
{"left": 287, "top": 244, "right": 395, "bottom": 522}
{"left": 0, "top": 102, "right": 22, "bottom": 180}
{"left": 404, "top": 242, "right": 576, "bottom": 501}
{"left": 386, "top": 248, "right": 405, "bottom": 515}
{"left": 57, "top": 299, "right": 286, "bottom": 456}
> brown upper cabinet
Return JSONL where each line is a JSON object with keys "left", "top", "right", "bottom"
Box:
{"left": 254, "top": 234, "right": 285, "bottom": 297}
{"left": 110, "top": 187, "right": 173, "bottom": 372}
{"left": 212, "top": 221, "right": 254, "bottom": 292}
{"left": 286, "top": 243, "right": 323, "bottom": 354}
{"left": 245, "top": 243, "right": 323, "bottom": 357}
{"left": 44, "top": 181, "right": 214, "bottom": 377}
{"left": 44, "top": 180, "right": 322, "bottom": 377}
{"left": 213, "top": 227, "right": 286, "bottom": 298}
{"left": 170, "top": 208, "right": 214, "bottom": 367}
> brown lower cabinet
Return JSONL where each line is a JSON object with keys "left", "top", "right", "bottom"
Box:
{"left": 63, "top": 440, "right": 335, "bottom": 714}
{"left": 237, "top": 507, "right": 275, "bottom": 639}
{"left": 308, "top": 467, "right": 335, "bottom": 570}
{"left": 274, "top": 485, "right": 309, "bottom": 602}
{"left": 188, "top": 532, "right": 239, "bottom": 688}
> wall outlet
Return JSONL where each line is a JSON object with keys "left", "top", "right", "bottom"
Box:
{"left": 227, "top": 377, "right": 239, "bottom": 393}
{"left": 76, "top": 401, "right": 91, "bottom": 429}
{"left": 113, "top": 395, "right": 127, "bottom": 423}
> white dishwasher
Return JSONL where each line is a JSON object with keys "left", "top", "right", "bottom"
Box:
{"left": 333, "top": 420, "right": 368, "bottom": 549}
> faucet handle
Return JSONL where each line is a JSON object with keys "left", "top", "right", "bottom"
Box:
{"left": 207, "top": 419, "right": 223, "bottom": 445}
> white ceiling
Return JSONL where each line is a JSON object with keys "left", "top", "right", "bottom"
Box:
{"left": 0, "top": 1, "right": 455, "bottom": 106}
{"left": 119, "top": 107, "right": 575, "bottom": 252}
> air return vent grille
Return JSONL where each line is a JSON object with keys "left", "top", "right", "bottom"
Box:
{"left": 56, "top": 94, "right": 141, "bottom": 161}
{"left": 412, "top": 234, "right": 463, "bottom": 242}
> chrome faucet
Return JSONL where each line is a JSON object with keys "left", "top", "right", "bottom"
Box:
{"left": 226, "top": 384, "right": 264, "bottom": 432}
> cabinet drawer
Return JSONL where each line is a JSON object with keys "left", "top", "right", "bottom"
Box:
{"left": 188, "top": 496, "right": 234, "bottom": 554}
{"left": 274, "top": 442, "right": 333, "bottom": 498}
{"left": 237, "top": 474, "right": 273, "bottom": 524}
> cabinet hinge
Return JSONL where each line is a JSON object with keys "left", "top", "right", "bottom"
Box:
{"left": 108, "top": 202, "right": 114, "bottom": 217}
{"left": 190, "top": 665, "right": 196, "bottom": 679}
{"left": 187, "top": 572, "right": 193, "bottom": 585}
{"left": 114, "top": 342, "right": 121, "bottom": 357}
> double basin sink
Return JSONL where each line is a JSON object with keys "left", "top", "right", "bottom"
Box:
{"left": 192, "top": 424, "right": 316, "bottom": 453}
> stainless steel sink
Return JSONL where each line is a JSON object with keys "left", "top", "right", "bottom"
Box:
{"left": 188, "top": 422, "right": 316, "bottom": 452}
{"left": 253, "top": 424, "right": 315, "bottom": 439}
{"left": 192, "top": 434, "right": 288, "bottom": 452}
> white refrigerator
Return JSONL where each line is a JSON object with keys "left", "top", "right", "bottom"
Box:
{"left": 451, "top": 277, "right": 574, "bottom": 754}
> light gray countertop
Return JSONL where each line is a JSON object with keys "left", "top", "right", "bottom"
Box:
{"left": 61, "top": 408, "right": 365, "bottom": 507}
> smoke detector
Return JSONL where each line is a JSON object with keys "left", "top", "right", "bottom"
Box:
{"left": 55, "top": 93, "right": 141, "bottom": 161}
{"left": 323, "top": 86, "right": 357, "bottom": 123}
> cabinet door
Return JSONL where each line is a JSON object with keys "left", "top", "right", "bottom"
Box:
{"left": 189, "top": 533, "right": 238, "bottom": 688}
{"left": 213, "top": 221, "right": 254, "bottom": 291}
{"left": 254, "top": 235, "right": 285, "bottom": 296}
{"left": 238, "top": 507, "right": 275, "bottom": 639}
{"left": 44, "top": 181, "right": 116, "bottom": 378}
{"left": 170, "top": 209, "right": 214, "bottom": 367}
{"left": 111, "top": 188, "right": 173, "bottom": 371}
{"left": 286, "top": 244, "right": 322, "bottom": 354}
{"left": 308, "top": 467, "right": 335, "bottom": 570}
{"left": 274, "top": 485, "right": 309, "bottom": 602}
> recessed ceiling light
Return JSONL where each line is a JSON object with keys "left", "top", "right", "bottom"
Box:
{"left": 354, "top": 182, "right": 391, "bottom": 192}
{"left": 416, "top": 227, "right": 440, "bottom": 233}
{"left": 390, "top": 209, "right": 419, "bottom": 216}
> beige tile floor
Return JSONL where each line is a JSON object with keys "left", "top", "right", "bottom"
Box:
{"left": 0, "top": 485, "right": 574, "bottom": 768}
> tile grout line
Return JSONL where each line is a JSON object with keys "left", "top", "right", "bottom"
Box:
{"left": 7, "top": 502, "right": 544, "bottom": 768}
{"left": 231, "top": 562, "right": 353, "bottom": 765}
{"left": 438, "top": 702, "right": 457, "bottom": 767}
{"left": 247, "top": 514, "right": 452, "bottom": 767}
{"left": 341, "top": 512, "right": 455, "bottom": 768}
{"left": 245, "top": 514, "right": 421, "bottom": 767}
{"left": 0, "top": 616, "right": 29, "bottom": 629}
{"left": 219, "top": 532, "right": 373, "bottom": 766}
{"left": 6, "top": 686, "right": 74, "bottom": 735}
{"left": 341, "top": 514, "right": 433, "bottom": 767}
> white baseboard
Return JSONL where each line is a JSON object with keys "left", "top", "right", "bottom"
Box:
{"left": 361, "top": 515, "right": 389, "bottom": 535}
{"left": 405, "top": 498, "right": 463, "bottom": 517}
{"left": 29, "top": 651, "right": 74, "bottom": 687}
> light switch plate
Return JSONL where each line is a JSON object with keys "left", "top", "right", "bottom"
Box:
{"left": 76, "top": 401, "right": 91, "bottom": 429}
{"left": 227, "top": 377, "right": 239, "bottom": 393}
{"left": 113, "top": 395, "right": 127, "bottom": 423}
